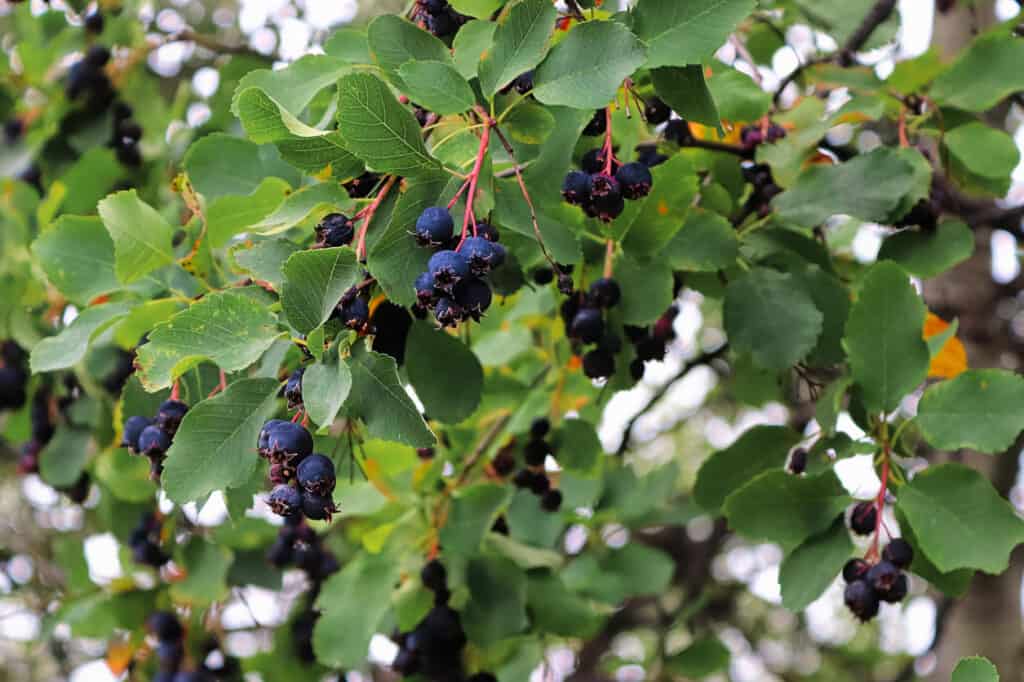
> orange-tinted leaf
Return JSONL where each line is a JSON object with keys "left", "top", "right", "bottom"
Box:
{"left": 106, "top": 639, "right": 135, "bottom": 675}
{"left": 923, "top": 312, "right": 968, "bottom": 379}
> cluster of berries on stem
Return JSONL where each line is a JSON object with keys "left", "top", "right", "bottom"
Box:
{"left": 505, "top": 417, "right": 562, "bottom": 512}
{"left": 123, "top": 388, "right": 190, "bottom": 480}
{"left": 560, "top": 268, "right": 623, "bottom": 380}
{"left": 130, "top": 512, "right": 170, "bottom": 568}
{"left": 258, "top": 418, "right": 338, "bottom": 522}
{"left": 411, "top": 0, "right": 469, "bottom": 38}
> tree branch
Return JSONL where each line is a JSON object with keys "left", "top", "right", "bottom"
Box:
{"left": 840, "top": 0, "right": 898, "bottom": 59}
{"left": 616, "top": 345, "right": 729, "bottom": 456}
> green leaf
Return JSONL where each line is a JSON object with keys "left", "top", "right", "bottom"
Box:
{"left": 233, "top": 239, "right": 300, "bottom": 293}
{"left": 367, "top": 13, "right": 452, "bottom": 89}
{"left": 453, "top": 20, "right": 497, "bottom": 80}
{"left": 440, "top": 482, "right": 513, "bottom": 554}
{"left": 897, "top": 463, "right": 1024, "bottom": 574}
{"left": 39, "top": 426, "right": 91, "bottom": 488}
{"left": 206, "top": 178, "right": 292, "bottom": 250}
{"left": 931, "top": 31, "right": 1024, "bottom": 112}
{"left": 666, "top": 636, "right": 731, "bottom": 678}
{"left": 563, "top": 543, "right": 674, "bottom": 604}
{"left": 323, "top": 28, "right": 371, "bottom": 63}
{"left": 303, "top": 347, "right": 352, "bottom": 430}
{"left": 843, "top": 261, "right": 929, "bottom": 413}
{"left": 406, "top": 323, "right": 483, "bottom": 424}
{"left": 31, "top": 302, "right": 132, "bottom": 373}
{"left": 462, "top": 555, "right": 528, "bottom": 646}
{"left": 694, "top": 425, "right": 802, "bottom": 513}
{"left": 335, "top": 72, "right": 441, "bottom": 176}
{"left": 57, "top": 591, "right": 155, "bottom": 639}
{"left": 232, "top": 54, "right": 352, "bottom": 119}
{"left": 170, "top": 538, "right": 233, "bottom": 606}
{"left": 55, "top": 147, "right": 123, "bottom": 216}
{"left": 97, "top": 190, "right": 175, "bottom": 284}
{"left": 816, "top": 377, "right": 851, "bottom": 435}
{"left": 616, "top": 155, "right": 699, "bottom": 254}
{"left": 396, "top": 61, "right": 476, "bottom": 115}
{"left": 944, "top": 122, "right": 1020, "bottom": 197}
{"left": 161, "top": 378, "right": 280, "bottom": 505}
{"left": 652, "top": 65, "right": 721, "bottom": 128}
{"left": 708, "top": 66, "right": 772, "bottom": 122}
{"left": 615, "top": 255, "right": 674, "bottom": 326}
{"left": 345, "top": 344, "right": 434, "bottom": 447}
{"left": 450, "top": 0, "right": 503, "bottom": 17}
{"left": 779, "top": 517, "right": 852, "bottom": 612}
{"left": 795, "top": 0, "right": 899, "bottom": 50}
{"left": 247, "top": 182, "right": 354, "bottom": 238}
{"left": 280, "top": 247, "right": 360, "bottom": 334}
{"left": 532, "top": 21, "right": 646, "bottom": 109}
{"left": 478, "top": 0, "right": 558, "bottom": 97}
{"left": 313, "top": 550, "right": 402, "bottom": 668}
{"left": 952, "top": 656, "right": 999, "bottom": 682}
{"left": 792, "top": 265, "right": 850, "bottom": 368}
{"left": 723, "top": 470, "right": 849, "bottom": 551}
{"left": 878, "top": 219, "right": 974, "bottom": 279}
{"left": 773, "top": 148, "right": 927, "bottom": 228}
{"left": 368, "top": 173, "right": 448, "bottom": 306}
{"left": 724, "top": 268, "right": 823, "bottom": 370}
{"left": 664, "top": 208, "right": 738, "bottom": 271}
{"left": 184, "top": 133, "right": 297, "bottom": 200}
{"left": 894, "top": 507, "right": 972, "bottom": 597}
{"left": 916, "top": 370, "right": 1024, "bottom": 455}
{"left": 551, "top": 418, "right": 603, "bottom": 475}
{"left": 632, "top": 0, "right": 755, "bottom": 68}
{"left": 526, "top": 572, "right": 602, "bottom": 638}
{"left": 136, "top": 290, "right": 281, "bottom": 391}
{"left": 32, "top": 215, "right": 119, "bottom": 305}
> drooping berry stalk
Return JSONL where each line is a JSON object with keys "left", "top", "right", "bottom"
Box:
{"left": 454, "top": 107, "right": 493, "bottom": 250}
{"left": 170, "top": 379, "right": 180, "bottom": 401}
{"left": 600, "top": 107, "right": 617, "bottom": 176}
{"left": 603, "top": 238, "right": 615, "bottom": 279}
{"left": 867, "top": 441, "right": 891, "bottom": 560}
{"left": 354, "top": 175, "right": 398, "bottom": 261}
{"left": 207, "top": 369, "right": 227, "bottom": 398}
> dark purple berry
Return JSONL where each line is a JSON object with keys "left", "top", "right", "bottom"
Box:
{"left": 865, "top": 560, "right": 902, "bottom": 597}
{"left": 586, "top": 173, "right": 625, "bottom": 222}
{"left": 882, "top": 539, "right": 914, "bottom": 569}
{"left": 512, "top": 70, "right": 534, "bottom": 95}
{"left": 844, "top": 580, "right": 880, "bottom": 621}
{"left": 337, "top": 296, "right": 370, "bottom": 330}
{"left": 415, "top": 207, "right": 455, "bottom": 247}
{"left": 301, "top": 491, "right": 337, "bottom": 520}
{"left": 540, "top": 489, "right": 562, "bottom": 512}
{"left": 461, "top": 236, "right": 501, "bottom": 274}
{"left": 491, "top": 448, "right": 516, "bottom": 476}
{"left": 524, "top": 439, "right": 550, "bottom": 467}
{"left": 417, "top": 447, "right": 435, "bottom": 460}
{"left": 664, "top": 119, "right": 693, "bottom": 145}
{"left": 644, "top": 97, "right": 671, "bottom": 124}
{"left": 421, "top": 559, "right": 447, "bottom": 592}
{"left": 588, "top": 278, "right": 621, "bottom": 308}
{"left": 582, "top": 348, "right": 615, "bottom": 379}
{"left": 316, "top": 213, "right": 354, "bottom": 247}
{"left": 878, "top": 572, "right": 908, "bottom": 603}
{"left": 138, "top": 425, "right": 171, "bottom": 455}
{"left": 528, "top": 471, "right": 550, "bottom": 495}
{"left": 85, "top": 45, "right": 111, "bottom": 67}
{"left": 434, "top": 297, "right": 463, "bottom": 328}
{"left": 122, "top": 416, "right": 154, "bottom": 452}
{"left": 581, "top": 148, "right": 616, "bottom": 174}
{"left": 296, "top": 453, "right": 336, "bottom": 496}
{"left": 428, "top": 250, "right": 470, "bottom": 292}
{"left": 84, "top": 11, "right": 104, "bottom": 33}
{"left": 264, "top": 421, "right": 314, "bottom": 461}
{"left": 530, "top": 417, "right": 550, "bottom": 439}
{"left": 157, "top": 400, "right": 189, "bottom": 435}
{"left": 788, "top": 448, "right": 808, "bottom": 475}
{"left": 615, "top": 162, "right": 653, "bottom": 200}
{"left": 453, "top": 277, "right": 492, "bottom": 320}
{"left": 147, "top": 611, "right": 184, "bottom": 642}
{"left": 475, "top": 222, "right": 499, "bottom": 242}
{"left": 582, "top": 110, "right": 606, "bottom": 136}
{"left": 532, "top": 267, "right": 554, "bottom": 285}
{"left": 842, "top": 558, "right": 870, "bottom": 583}
{"left": 562, "top": 170, "right": 592, "bottom": 206}
{"left": 268, "top": 484, "right": 303, "bottom": 517}
{"left": 285, "top": 368, "right": 304, "bottom": 409}
{"left": 415, "top": 271, "right": 439, "bottom": 307}
{"left": 513, "top": 469, "right": 536, "bottom": 489}
{"left": 570, "top": 307, "right": 604, "bottom": 344}
{"left": 849, "top": 501, "right": 877, "bottom": 536}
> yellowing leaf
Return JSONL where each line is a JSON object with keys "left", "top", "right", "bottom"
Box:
{"left": 923, "top": 312, "right": 968, "bottom": 379}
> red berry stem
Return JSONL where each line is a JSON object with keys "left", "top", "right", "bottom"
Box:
{"left": 603, "top": 238, "right": 615, "bottom": 279}
{"left": 355, "top": 175, "right": 398, "bottom": 261}
{"left": 868, "top": 441, "right": 891, "bottom": 561}
{"left": 455, "top": 107, "right": 493, "bottom": 251}
{"left": 601, "top": 107, "right": 616, "bottom": 176}
{"left": 207, "top": 369, "right": 227, "bottom": 398}
{"left": 170, "top": 379, "right": 180, "bottom": 401}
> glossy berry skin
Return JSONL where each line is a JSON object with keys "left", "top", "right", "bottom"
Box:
{"left": 147, "top": 611, "right": 184, "bottom": 641}
{"left": 421, "top": 559, "right": 447, "bottom": 592}
{"left": 491, "top": 449, "right": 516, "bottom": 476}
{"left": 85, "top": 45, "right": 111, "bottom": 67}
{"left": 849, "top": 501, "right": 877, "bottom": 536}
{"left": 561, "top": 170, "right": 592, "bottom": 205}
{"left": 434, "top": 297, "right": 464, "bottom": 328}
{"left": 530, "top": 417, "right": 550, "bottom": 439}
{"left": 866, "top": 560, "right": 902, "bottom": 597}
{"left": 284, "top": 368, "right": 303, "bottom": 409}
{"left": 453, "top": 278, "right": 492, "bottom": 320}
{"left": 524, "top": 439, "right": 550, "bottom": 467}
{"left": 586, "top": 173, "right": 625, "bottom": 222}
{"left": 258, "top": 419, "right": 289, "bottom": 454}
{"left": 583, "top": 348, "right": 615, "bottom": 379}
{"left": 528, "top": 471, "right": 550, "bottom": 495}
{"left": 428, "top": 250, "right": 470, "bottom": 292}
{"left": 570, "top": 307, "right": 604, "bottom": 344}
{"left": 0, "top": 367, "right": 26, "bottom": 410}
{"left": 475, "top": 222, "right": 499, "bottom": 242}
{"left": 644, "top": 97, "right": 671, "bottom": 125}
{"left": 511, "top": 70, "right": 534, "bottom": 94}
{"left": 84, "top": 11, "right": 104, "bottom": 33}
{"left": 138, "top": 425, "right": 171, "bottom": 455}
{"left": 540, "top": 489, "right": 562, "bottom": 512}
{"left": 879, "top": 572, "right": 908, "bottom": 603}
{"left": 268, "top": 484, "right": 302, "bottom": 517}
{"left": 532, "top": 267, "right": 554, "bottom": 285}
{"left": 122, "top": 415, "right": 153, "bottom": 452}
{"left": 316, "top": 213, "right": 354, "bottom": 247}
{"left": 615, "top": 162, "right": 654, "bottom": 200}
{"left": 588, "top": 278, "right": 621, "bottom": 308}
{"left": 582, "top": 110, "right": 606, "bottom": 136}
{"left": 513, "top": 469, "right": 537, "bottom": 489}
{"left": 462, "top": 236, "right": 501, "bottom": 274}
{"left": 844, "top": 579, "right": 880, "bottom": 621}
{"left": 157, "top": 400, "right": 189, "bottom": 435}
{"left": 788, "top": 448, "right": 808, "bottom": 475}
{"left": 301, "top": 491, "right": 336, "bottom": 520}
{"left": 415, "top": 271, "right": 439, "bottom": 307}
{"left": 842, "top": 558, "right": 870, "bottom": 583}
{"left": 338, "top": 296, "right": 370, "bottom": 330}
{"left": 883, "top": 538, "right": 914, "bottom": 569}
{"left": 415, "top": 207, "right": 455, "bottom": 246}
{"left": 264, "top": 421, "right": 314, "bottom": 460}
{"left": 296, "top": 453, "right": 337, "bottom": 496}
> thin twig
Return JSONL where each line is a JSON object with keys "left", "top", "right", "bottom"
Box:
{"left": 841, "top": 0, "right": 898, "bottom": 58}
{"left": 170, "top": 29, "right": 264, "bottom": 58}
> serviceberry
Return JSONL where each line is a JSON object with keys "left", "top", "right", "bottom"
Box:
{"left": 138, "top": 425, "right": 171, "bottom": 455}
{"left": 415, "top": 271, "right": 439, "bottom": 307}
{"left": 532, "top": 267, "right": 555, "bottom": 285}
{"left": 268, "top": 484, "right": 303, "bottom": 517}
{"left": 122, "top": 415, "right": 153, "bottom": 452}
{"left": 491, "top": 448, "right": 516, "bottom": 476}
{"left": 156, "top": 400, "right": 189, "bottom": 435}
{"left": 264, "top": 421, "right": 314, "bottom": 461}
{"left": 788, "top": 448, "right": 808, "bottom": 474}
{"left": 844, "top": 580, "right": 880, "bottom": 621}
{"left": 644, "top": 97, "right": 671, "bottom": 124}
{"left": 462, "top": 236, "right": 501, "bottom": 274}
{"left": 316, "top": 213, "right": 354, "bottom": 247}
{"left": 421, "top": 559, "right": 448, "bottom": 592}
{"left": 511, "top": 70, "right": 534, "bottom": 94}
{"left": 588, "top": 277, "right": 621, "bottom": 308}
{"left": 524, "top": 439, "right": 550, "bottom": 467}
{"left": 296, "top": 454, "right": 337, "bottom": 497}
{"left": 879, "top": 572, "right": 908, "bottom": 603}
{"left": 849, "top": 501, "right": 877, "bottom": 536}
{"left": 582, "top": 348, "right": 615, "bottom": 379}
{"left": 635, "top": 143, "right": 668, "bottom": 168}
{"left": 615, "top": 162, "right": 653, "bottom": 200}
{"left": 301, "top": 491, "right": 337, "bottom": 520}
{"left": 428, "top": 250, "right": 470, "bottom": 292}
{"left": 561, "top": 170, "right": 591, "bottom": 206}
{"left": 530, "top": 417, "right": 550, "bottom": 439}
{"left": 284, "top": 368, "right": 304, "bottom": 409}
{"left": 84, "top": 11, "right": 104, "bottom": 33}
{"left": 586, "top": 173, "right": 625, "bottom": 222}
{"left": 581, "top": 148, "right": 616, "bottom": 174}
{"left": 453, "top": 278, "right": 492, "bottom": 320}
{"left": 528, "top": 471, "right": 551, "bottom": 495}
{"left": 570, "top": 308, "right": 604, "bottom": 344}
{"left": 415, "top": 207, "right": 455, "bottom": 247}
{"left": 513, "top": 469, "right": 537, "bottom": 489}
{"left": 842, "top": 558, "right": 870, "bottom": 583}
{"left": 258, "top": 419, "right": 290, "bottom": 454}
{"left": 337, "top": 295, "right": 370, "bottom": 330}
{"left": 882, "top": 538, "right": 914, "bottom": 569}
{"left": 475, "top": 221, "right": 500, "bottom": 242}
{"left": 540, "top": 489, "right": 562, "bottom": 512}
{"left": 147, "top": 611, "right": 184, "bottom": 641}
{"left": 434, "top": 298, "right": 464, "bottom": 328}
{"left": 865, "top": 560, "right": 902, "bottom": 597}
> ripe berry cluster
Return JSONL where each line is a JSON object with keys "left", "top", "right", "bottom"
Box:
{"left": 412, "top": 0, "right": 469, "bottom": 38}
{"left": 507, "top": 418, "right": 562, "bottom": 512}
{"left": 265, "top": 518, "right": 340, "bottom": 584}
{"left": 123, "top": 399, "right": 190, "bottom": 480}
{"left": 392, "top": 559, "right": 493, "bottom": 681}
{"left": 129, "top": 512, "right": 169, "bottom": 568}
{"left": 332, "top": 284, "right": 372, "bottom": 333}
{"left": 624, "top": 303, "right": 680, "bottom": 381}
{"left": 740, "top": 122, "right": 787, "bottom": 151}
{"left": 560, "top": 277, "right": 622, "bottom": 380}
{"left": 313, "top": 212, "right": 354, "bottom": 249}
{"left": 18, "top": 380, "right": 92, "bottom": 504}
{"left": 740, "top": 163, "right": 783, "bottom": 219}
{"left": 842, "top": 539, "right": 913, "bottom": 622}
{"left": 0, "top": 341, "right": 28, "bottom": 412}
{"left": 108, "top": 101, "right": 143, "bottom": 166}
{"left": 65, "top": 45, "right": 114, "bottom": 107}
{"left": 412, "top": 208, "right": 506, "bottom": 328}
{"left": 258, "top": 420, "right": 338, "bottom": 521}
{"left": 146, "top": 611, "right": 188, "bottom": 680}
{"left": 561, "top": 154, "right": 653, "bottom": 222}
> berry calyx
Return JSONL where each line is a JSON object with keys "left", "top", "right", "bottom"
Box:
{"left": 268, "top": 484, "right": 302, "bottom": 517}
{"left": 415, "top": 271, "right": 439, "bottom": 307}
{"left": 261, "top": 421, "right": 314, "bottom": 461}
{"left": 296, "top": 453, "right": 337, "bottom": 497}
{"left": 585, "top": 173, "right": 625, "bottom": 222}
{"left": 434, "top": 297, "right": 464, "bottom": 328}
{"left": 453, "top": 278, "right": 492, "bottom": 320}
{"left": 428, "top": 250, "right": 470, "bottom": 292}
{"left": 284, "top": 368, "right": 304, "bottom": 409}
{"left": 415, "top": 207, "right": 455, "bottom": 247}
{"left": 301, "top": 491, "right": 337, "bottom": 520}
{"left": 315, "top": 213, "right": 354, "bottom": 247}
{"left": 461, "top": 236, "right": 502, "bottom": 275}
{"left": 615, "top": 162, "right": 654, "bottom": 200}
{"left": 337, "top": 295, "right": 370, "bottom": 331}
{"left": 865, "top": 560, "right": 902, "bottom": 597}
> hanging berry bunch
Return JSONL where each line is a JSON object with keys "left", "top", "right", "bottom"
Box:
{"left": 624, "top": 303, "right": 680, "bottom": 381}
{"left": 507, "top": 418, "right": 562, "bottom": 512}
{"left": 129, "top": 512, "right": 170, "bottom": 568}
{"left": 258, "top": 419, "right": 337, "bottom": 521}
{"left": 560, "top": 276, "right": 623, "bottom": 380}
{"left": 0, "top": 341, "right": 28, "bottom": 412}
{"left": 843, "top": 539, "right": 913, "bottom": 622}
{"left": 123, "top": 397, "right": 190, "bottom": 480}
